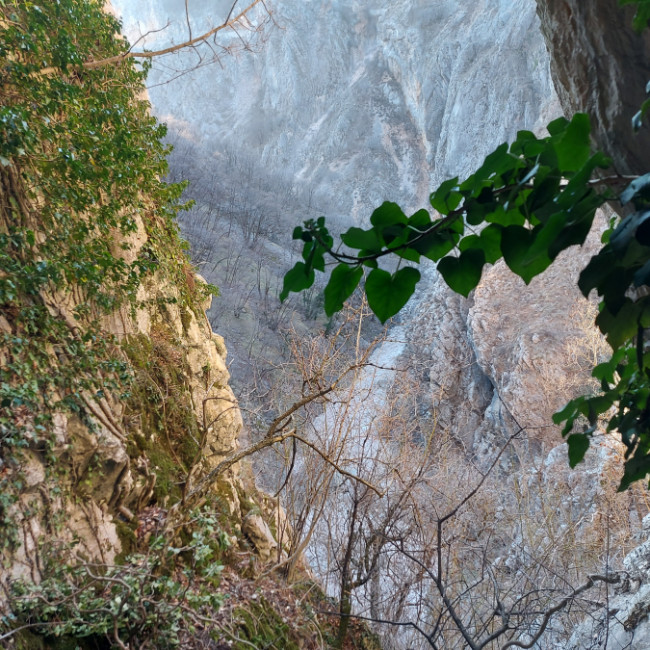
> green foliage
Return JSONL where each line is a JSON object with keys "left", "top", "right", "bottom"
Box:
{"left": 0, "top": 1, "right": 192, "bottom": 477}
{"left": 122, "top": 330, "right": 201, "bottom": 503}
{"left": 233, "top": 598, "right": 301, "bottom": 650}
{"left": 283, "top": 112, "right": 650, "bottom": 490}
{"left": 620, "top": 0, "right": 650, "bottom": 31}
{"left": 4, "top": 509, "right": 229, "bottom": 648}
{"left": 285, "top": 114, "right": 609, "bottom": 317}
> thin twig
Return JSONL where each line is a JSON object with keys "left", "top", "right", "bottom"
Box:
{"left": 34, "top": 0, "right": 266, "bottom": 75}
{"left": 499, "top": 574, "right": 621, "bottom": 650}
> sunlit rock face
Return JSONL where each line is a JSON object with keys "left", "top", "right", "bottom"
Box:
{"left": 109, "top": 4, "right": 650, "bottom": 646}
{"left": 536, "top": 0, "right": 650, "bottom": 175}
{"left": 113, "top": 0, "right": 558, "bottom": 220}
{"left": 113, "top": 0, "right": 568, "bottom": 449}
{"left": 566, "top": 514, "right": 650, "bottom": 650}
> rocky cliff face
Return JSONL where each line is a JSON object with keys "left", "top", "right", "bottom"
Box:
{"left": 113, "top": 0, "right": 572, "bottom": 451}
{"left": 115, "top": 0, "right": 558, "bottom": 219}
{"left": 18, "top": 0, "right": 646, "bottom": 646}
{"left": 1, "top": 211, "right": 244, "bottom": 584}
{"left": 0, "top": 6, "right": 285, "bottom": 638}
{"left": 536, "top": 0, "right": 650, "bottom": 175}
{"left": 534, "top": 2, "right": 650, "bottom": 645}
{"left": 567, "top": 514, "right": 650, "bottom": 649}
{"left": 108, "top": 2, "right": 650, "bottom": 646}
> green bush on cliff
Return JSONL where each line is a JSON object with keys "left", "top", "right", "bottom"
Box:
{"left": 0, "top": 0, "right": 191, "bottom": 468}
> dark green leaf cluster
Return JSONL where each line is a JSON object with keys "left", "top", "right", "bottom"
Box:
{"left": 284, "top": 114, "right": 608, "bottom": 322}
{"left": 6, "top": 508, "right": 228, "bottom": 647}
{"left": 555, "top": 174, "right": 650, "bottom": 489}
{"left": 283, "top": 111, "right": 650, "bottom": 489}
{"left": 620, "top": 0, "right": 650, "bottom": 32}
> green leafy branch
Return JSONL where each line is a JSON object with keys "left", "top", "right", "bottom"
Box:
{"left": 0, "top": 0, "right": 195, "bottom": 464}
{"left": 2, "top": 508, "right": 229, "bottom": 648}
{"left": 621, "top": 0, "right": 650, "bottom": 32}
{"left": 282, "top": 113, "right": 650, "bottom": 489}
{"left": 283, "top": 114, "right": 612, "bottom": 320}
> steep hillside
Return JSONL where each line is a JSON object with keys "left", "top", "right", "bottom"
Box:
{"left": 5, "top": 0, "right": 650, "bottom": 648}
{"left": 111, "top": 0, "right": 650, "bottom": 648}
{"left": 114, "top": 0, "right": 564, "bottom": 435}
{"left": 0, "top": 3, "right": 375, "bottom": 648}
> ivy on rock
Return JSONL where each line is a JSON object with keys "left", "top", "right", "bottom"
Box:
{"left": 0, "top": 0, "right": 192, "bottom": 496}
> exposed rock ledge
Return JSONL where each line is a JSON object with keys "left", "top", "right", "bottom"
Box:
{"left": 0, "top": 212, "right": 257, "bottom": 588}
{"left": 568, "top": 514, "right": 650, "bottom": 649}
{"left": 535, "top": 0, "right": 650, "bottom": 175}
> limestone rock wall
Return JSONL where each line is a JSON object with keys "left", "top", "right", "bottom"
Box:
{"left": 567, "top": 514, "right": 650, "bottom": 650}
{"left": 102, "top": 1, "right": 650, "bottom": 646}
{"left": 113, "top": 0, "right": 569, "bottom": 453}
{"left": 531, "top": 2, "right": 650, "bottom": 643}
{"left": 2, "top": 220, "right": 244, "bottom": 586}
{"left": 535, "top": 0, "right": 650, "bottom": 175}
{"left": 114, "top": 0, "right": 558, "bottom": 233}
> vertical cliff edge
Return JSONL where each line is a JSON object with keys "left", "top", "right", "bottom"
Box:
{"left": 0, "top": 4, "right": 364, "bottom": 648}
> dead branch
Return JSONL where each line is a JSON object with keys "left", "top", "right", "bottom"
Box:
{"left": 499, "top": 573, "right": 622, "bottom": 650}
{"left": 34, "top": 0, "right": 267, "bottom": 76}
{"left": 183, "top": 360, "right": 385, "bottom": 505}
{"left": 183, "top": 424, "right": 384, "bottom": 504}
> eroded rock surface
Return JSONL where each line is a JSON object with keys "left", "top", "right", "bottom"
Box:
{"left": 566, "top": 514, "right": 650, "bottom": 649}
{"left": 536, "top": 0, "right": 650, "bottom": 175}
{"left": 2, "top": 258, "right": 246, "bottom": 589}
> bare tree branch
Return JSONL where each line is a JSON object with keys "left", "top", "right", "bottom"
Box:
{"left": 35, "top": 0, "right": 267, "bottom": 76}
{"left": 499, "top": 574, "right": 621, "bottom": 650}
{"left": 183, "top": 359, "right": 385, "bottom": 505}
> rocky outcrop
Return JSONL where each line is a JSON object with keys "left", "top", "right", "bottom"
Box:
{"left": 2, "top": 266, "right": 245, "bottom": 587}
{"left": 464, "top": 209, "right": 610, "bottom": 450}
{"left": 0, "top": 205, "right": 253, "bottom": 601}
{"left": 536, "top": 0, "right": 650, "bottom": 175}
{"left": 108, "top": 1, "right": 650, "bottom": 646}
{"left": 567, "top": 514, "right": 650, "bottom": 649}
{"left": 530, "top": 3, "right": 650, "bottom": 643}
{"left": 242, "top": 513, "right": 278, "bottom": 561}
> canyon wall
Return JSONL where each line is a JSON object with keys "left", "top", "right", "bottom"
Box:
{"left": 15, "top": 0, "right": 646, "bottom": 646}
{"left": 536, "top": 0, "right": 650, "bottom": 175}
{"left": 113, "top": 0, "right": 573, "bottom": 452}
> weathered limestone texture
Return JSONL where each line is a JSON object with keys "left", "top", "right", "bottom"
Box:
{"left": 467, "top": 211, "right": 609, "bottom": 446}
{"left": 536, "top": 0, "right": 650, "bottom": 174}
{"left": 567, "top": 514, "right": 650, "bottom": 649}
{"left": 404, "top": 216, "right": 606, "bottom": 460}
{"left": 242, "top": 513, "right": 278, "bottom": 561}
{"left": 2, "top": 258, "right": 246, "bottom": 590}
{"left": 531, "top": 3, "right": 650, "bottom": 642}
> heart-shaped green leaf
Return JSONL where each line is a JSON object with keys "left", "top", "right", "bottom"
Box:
{"left": 341, "top": 227, "right": 382, "bottom": 252}
{"left": 431, "top": 177, "right": 462, "bottom": 213}
{"left": 500, "top": 225, "right": 553, "bottom": 284}
{"left": 280, "top": 262, "right": 315, "bottom": 302}
{"left": 370, "top": 202, "right": 408, "bottom": 229}
{"left": 567, "top": 433, "right": 590, "bottom": 468}
{"left": 552, "top": 113, "right": 591, "bottom": 173}
{"left": 459, "top": 225, "right": 502, "bottom": 264}
{"left": 437, "top": 249, "right": 485, "bottom": 297}
{"left": 365, "top": 267, "right": 421, "bottom": 323}
{"left": 324, "top": 264, "right": 363, "bottom": 316}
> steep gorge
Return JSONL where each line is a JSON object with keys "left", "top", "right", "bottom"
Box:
{"left": 4, "top": 0, "right": 650, "bottom": 648}
{"left": 0, "top": 4, "right": 340, "bottom": 647}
